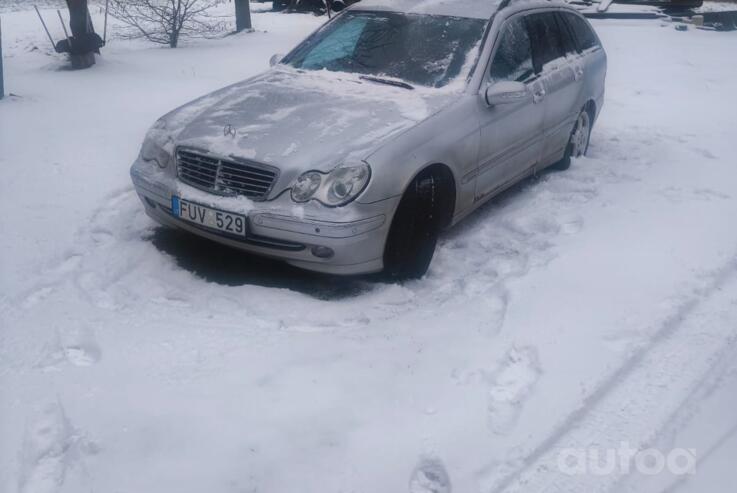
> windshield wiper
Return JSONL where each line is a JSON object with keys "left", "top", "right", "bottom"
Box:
{"left": 359, "top": 75, "right": 415, "bottom": 91}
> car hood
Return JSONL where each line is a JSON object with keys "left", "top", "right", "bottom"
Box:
{"left": 160, "top": 68, "right": 460, "bottom": 181}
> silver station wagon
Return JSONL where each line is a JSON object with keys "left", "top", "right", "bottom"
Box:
{"left": 131, "top": 0, "right": 606, "bottom": 278}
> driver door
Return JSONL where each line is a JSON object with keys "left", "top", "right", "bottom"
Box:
{"left": 475, "top": 14, "right": 545, "bottom": 201}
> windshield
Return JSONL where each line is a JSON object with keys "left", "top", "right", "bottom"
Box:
{"left": 283, "top": 11, "right": 487, "bottom": 88}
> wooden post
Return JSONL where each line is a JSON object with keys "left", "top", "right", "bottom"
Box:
{"left": 235, "top": 0, "right": 252, "bottom": 32}
{"left": 0, "top": 16, "right": 4, "bottom": 99}
{"left": 103, "top": 0, "right": 109, "bottom": 44}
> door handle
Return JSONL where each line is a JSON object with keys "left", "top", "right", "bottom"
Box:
{"left": 533, "top": 88, "right": 546, "bottom": 104}
{"left": 573, "top": 66, "right": 584, "bottom": 81}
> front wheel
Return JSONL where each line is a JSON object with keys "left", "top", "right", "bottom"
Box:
{"left": 383, "top": 171, "right": 443, "bottom": 280}
{"left": 552, "top": 107, "right": 592, "bottom": 171}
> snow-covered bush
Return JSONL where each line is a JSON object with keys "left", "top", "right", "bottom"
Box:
{"left": 110, "top": 0, "right": 226, "bottom": 48}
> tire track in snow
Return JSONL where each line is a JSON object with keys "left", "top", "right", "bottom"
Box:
{"left": 479, "top": 254, "right": 737, "bottom": 493}
{"left": 615, "top": 338, "right": 737, "bottom": 493}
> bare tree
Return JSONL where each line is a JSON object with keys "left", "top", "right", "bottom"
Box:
{"left": 110, "top": 0, "right": 225, "bottom": 48}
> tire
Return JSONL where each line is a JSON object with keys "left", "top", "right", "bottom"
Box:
{"left": 383, "top": 170, "right": 445, "bottom": 280}
{"left": 551, "top": 106, "right": 592, "bottom": 171}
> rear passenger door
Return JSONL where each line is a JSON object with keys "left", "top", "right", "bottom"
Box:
{"left": 559, "top": 11, "right": 607, "bottom": 112}
{"left": 527, "top": 12, "right": 584, "bottom": 165}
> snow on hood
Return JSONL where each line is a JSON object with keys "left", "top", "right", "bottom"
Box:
{"left": 156, "top": 67, "right": 461, "bottom": 176}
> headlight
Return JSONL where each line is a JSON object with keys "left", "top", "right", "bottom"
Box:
{"left": 140, "top": 122, "right": 173, "bottom": 169}
{"left": 291, "top": 171, "right": 322, "bottom": 203}
{"left": 291, "top": 163, "right": 371, "bottom": 207}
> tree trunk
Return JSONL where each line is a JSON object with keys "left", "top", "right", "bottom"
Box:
{"left": 170, "top": 0, "right": 181, "bottom": 48}
{"left": 235, "top": 0, "right": 252, "bottom": 32}
{"left": 66, "top": 0, "right": 88, "bottom": 38}
{"left": 170, "top": 29, "right": 179, "bottom": 48}
{"left": 66, "top": 0, "right": 96, "bottom": 68}
{"left": 71, "top": 52, "right": 95, "bottom": 69}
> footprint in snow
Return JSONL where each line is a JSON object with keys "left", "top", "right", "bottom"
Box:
{"left": 694, "top": 148, "right": 717, "bottom": 160}
{"left": 18, "top": 401, "right": 72, "bottom": 493}
{"left": 409, "top": 457, "right": 451, "bottom": 493}
{"left": 559, "top": 215, "right": 584, "bottom": 235}
{"left": 18, "top": 400, "right": 97, "bottom": 493}
{"left": 694, "top": 188, "right": 730, "bottom": 201}
{"left": 36, "top": 326, "right": 101, "bottom": 370}
{"left": 63, "top": 326, "right": 101, "bottom": 367}
{"left": 485, "top": 346, "right": 542, "bottom": 435}
{"left": 21, "top": 286, "right": 55, "bottom": 309}
{"left": 63, "top": 344, "right": 100, "bottom": 367}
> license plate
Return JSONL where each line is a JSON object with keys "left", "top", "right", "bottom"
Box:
{"left": 171, "top": 196, "right": 247, "bottom": 237}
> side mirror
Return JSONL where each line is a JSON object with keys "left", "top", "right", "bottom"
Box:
{"left": 269, "top": 54, "right": 284, "bottom": 67}
{"left": 485, "top": 81, "right": 530, "bottom": 106}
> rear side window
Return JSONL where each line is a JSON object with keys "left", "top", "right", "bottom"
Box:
{"left": 561, "top": 12, "right": 600, "bottom": 51}
{"left": 526, "top": 13, "right": 567, "bottom": 71}
{"left": 554, "top": 13, "right": 578, "bottom": 56}
{"left": 489, "top": 17, "right": 535, "bottom": 84}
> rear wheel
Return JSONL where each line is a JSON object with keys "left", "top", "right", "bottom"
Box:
{"left": 383, "top": 169, "right": 449, "bottom": 280}
{"left": 552, "top": 107, "right": 592, "bottom": 171}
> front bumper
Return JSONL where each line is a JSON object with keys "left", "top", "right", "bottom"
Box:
{"left": 130, "top": 159, "right": 398, "bottom": 275}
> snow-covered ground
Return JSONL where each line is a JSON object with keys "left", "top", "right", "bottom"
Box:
{"left": 2, "top": 4, "right": 737, "bottom": 493}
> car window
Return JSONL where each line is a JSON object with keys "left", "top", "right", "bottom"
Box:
{"left": 554, "top": 13, "right": 579, "bottom": 56}
{"left": 526, "top": 12, "right": 567, "bottom": 72}
{"left": 560, "top": 12, "right": 600, "bottom": 52}
{"left": 285, "top": 11, "right": 487, "bottom": 88}
{"left": 489, "top": 17, "right": 535, "bottom": 84}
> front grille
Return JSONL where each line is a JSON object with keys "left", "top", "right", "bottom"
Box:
{"left": 177, "top": 148, "right": 278, "bottom": 200}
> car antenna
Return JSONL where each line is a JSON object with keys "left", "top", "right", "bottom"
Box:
{"left": 34, "top": 5, "right": 57, "bottom": 50}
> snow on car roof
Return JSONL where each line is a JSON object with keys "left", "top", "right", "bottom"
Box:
{"left": 352, "top": 0, "right": 505, "bottom": 19}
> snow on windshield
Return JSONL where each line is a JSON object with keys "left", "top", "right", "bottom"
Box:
{"left": 284, "top": 11, "right": 487, "bottom": 88}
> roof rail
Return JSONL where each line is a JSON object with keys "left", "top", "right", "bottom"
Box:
{"left": 497, "top": 0, "right": 556, "bottom": 11}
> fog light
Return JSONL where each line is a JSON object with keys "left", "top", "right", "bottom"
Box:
{"left": 311, "top": 246, "right": 335, "bottom": 259}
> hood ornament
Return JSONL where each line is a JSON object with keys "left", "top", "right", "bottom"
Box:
{"left": 223, "top": 124, "right": 237, "bottom": 138}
